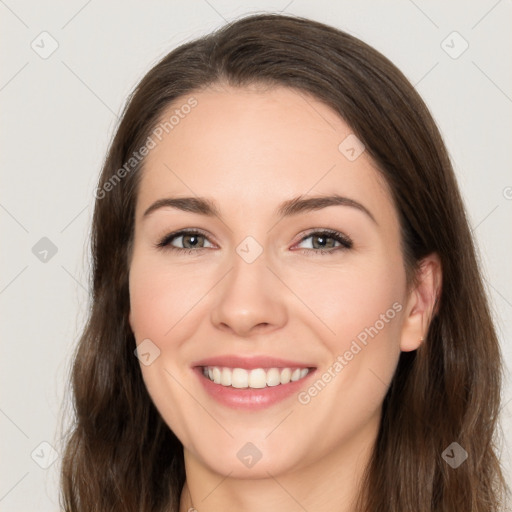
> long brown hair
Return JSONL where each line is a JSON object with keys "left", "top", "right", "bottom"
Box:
{"left": 59, "top": 13, "right": 509, "bottom": 511}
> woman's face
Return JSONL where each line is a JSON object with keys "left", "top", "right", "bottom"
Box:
{"left": 128, "top": 84, "right": 418, "bottom": 479}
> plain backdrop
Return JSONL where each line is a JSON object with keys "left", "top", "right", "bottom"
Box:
{"left": 1, "top": 1, "right": 511, "bottom": 510}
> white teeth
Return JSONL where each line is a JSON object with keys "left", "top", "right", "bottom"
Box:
{"left": 280, "top": 368, "right": 291, "bottom": 384}
{"left": 202, "top": 366, "right": 311, "bottom": 388}
{"left": 266, "top": 368, "right": 281, "bottom": 387}
{"left": 232, "top": 368, "right": 248, "bottom": 388}
{"left": 249, "top": 368, "right": 267, "bottom": 388}
{"left": 290, "top": 368, "right": 301, "bottom": 381}
{"left": 221, "top": 367, "right": 232, "bottom": 386}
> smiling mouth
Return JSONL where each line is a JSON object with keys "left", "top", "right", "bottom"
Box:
{"left": 201, "top": 366, "right": 312, "bottom": 389}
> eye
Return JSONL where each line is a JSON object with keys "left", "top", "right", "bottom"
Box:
{"left": 155, "top": 229, "right": 214, "bottom": 254}
{"left": 155, "top": 228, "right": 353, "bottom": 256}
{"left": 294, "top": 229, "right": 353, "bottom": 255}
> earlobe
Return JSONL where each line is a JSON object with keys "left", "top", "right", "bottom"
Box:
{"left": 400, "top": 253, "right": 442, "bottom": 352}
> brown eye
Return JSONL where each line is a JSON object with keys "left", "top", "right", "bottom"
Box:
{"left": 156, "top": 230, "right": 214, "bottom": 251}
{"left": 295, "top": 229, "right": 352, "bottom": 254}
{"left": 179, "top": 233, "right": 206, "bottom": 249}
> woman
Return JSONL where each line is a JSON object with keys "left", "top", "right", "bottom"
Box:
{"left": 60, "top": 13, "right": 509, "bottom": 512}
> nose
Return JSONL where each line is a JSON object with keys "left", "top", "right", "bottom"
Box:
{"left": 210, "top": 245, "right": 288, "bottom": 337}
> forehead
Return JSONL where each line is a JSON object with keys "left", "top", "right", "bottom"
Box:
{"left": 136, "top": 85, "right": 395, "bottom": 224}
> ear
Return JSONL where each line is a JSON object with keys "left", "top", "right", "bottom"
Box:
{"left": 400, "top": 253, "right": 442, "bottom": 352}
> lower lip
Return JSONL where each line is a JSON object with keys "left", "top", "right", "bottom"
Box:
{"left": 194, "top": 367, "right": 316, "bottom": 410}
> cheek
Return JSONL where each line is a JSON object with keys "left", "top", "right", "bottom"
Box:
{"left": 128, "top": 256, "right": 206, "bottom": 441}
{"left": 294, "top": 266, "right": 405, "bottom": 435}
{"left": 289, "top": 251, "right": 405, "bottom": 348}
{"left": 128, "top": 255, "right": 206, "bottom": 341}
{"left": 293, "top": 253, "right": 406, "bottom": 398}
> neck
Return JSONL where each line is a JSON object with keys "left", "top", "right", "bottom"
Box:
{"left": 178, "top": 415, "right": 378, "bottom": 512}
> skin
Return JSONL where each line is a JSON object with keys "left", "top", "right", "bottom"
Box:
{"left": 128, "top": 84, "right": 441, "bottom": 512}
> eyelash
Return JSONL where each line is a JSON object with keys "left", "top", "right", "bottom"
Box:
{"left": 155, "top": 228, "right": 353, "bottom": 256}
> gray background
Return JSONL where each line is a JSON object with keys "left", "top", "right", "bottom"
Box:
{"left": 1, "top": 1, "right": 511, "bottom": 510}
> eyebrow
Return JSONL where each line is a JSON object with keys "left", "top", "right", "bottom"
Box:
{"left": 142, "top": 194, "right": 377, "bottom": 224}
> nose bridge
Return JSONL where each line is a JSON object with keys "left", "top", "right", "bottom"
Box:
{"left": 232, "top": 237, "right": 269, "bottom": 286}
{"left": 222, "top": 236, "right": 273, "bottom": 305}
{"left": 210, "top": 235, "right": 287, "bottom": 335}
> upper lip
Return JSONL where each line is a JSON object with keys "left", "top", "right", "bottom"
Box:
{"left": 192, "top": 355, "right": 316, "bottom": 370}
